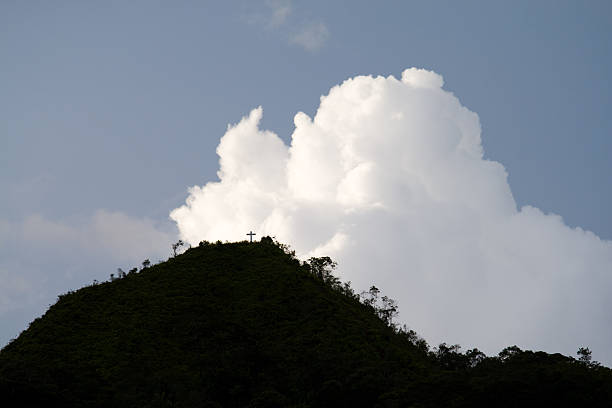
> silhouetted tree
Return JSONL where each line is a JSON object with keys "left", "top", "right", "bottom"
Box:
{"left": 499, "top": 345, "right": 522, "bottom": 362}
{"left": 260, "top": 236, "right": 274, "bottom": 245}
{"left": 434, "top": 343, "right": 467, "bottom": 370}
{"left": 379, "top": 295, "right": 399, "bottom": 326}
{"left": 360, "top": 286, "right": 380, "bottom": 308}
{"left": 142, "top": 259, "right": 151, "bottom": 269}
{"left": 398, "top": 325, "right": 429, "bottom": 352}
{"left": 340, "top": 281, "right": 358, "bottom": 299}
{"left": 577, "top": 347, "right": 593, "bottom": 365}
{"left": 172, "top": 240, "right": 184, "bottom": 257}
{"left": 466, "top": 348, "right": 486, "bottom": 368}
{"left": 359, "top": 286, "right": 399, "bottom": 327}
{"left": 306, "top": 256, "right": 339, "bottom": 286}
{"left": 274, "top": 238, "right": 296, "bottom": 258}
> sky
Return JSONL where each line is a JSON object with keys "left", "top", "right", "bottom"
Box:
{"left": 1, "top": 1, "right": 612, "bottom": 363}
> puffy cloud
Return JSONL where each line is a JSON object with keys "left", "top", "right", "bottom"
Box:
{"left": 171, "top": 68, "right": 612, "bottom": 364}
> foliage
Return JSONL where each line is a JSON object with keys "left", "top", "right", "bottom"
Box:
{"left": 172, "top": 239, "right": 184, "bottom": 257}
{"left": 360, "top": 286, "right": 399, "bottom": 327}
{"left": 0, "top": 239, "right": 610, "bottom": 407}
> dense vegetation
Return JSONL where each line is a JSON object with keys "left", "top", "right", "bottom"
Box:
{"left": 1, "top": 238, "right": 610, "bottom": 407}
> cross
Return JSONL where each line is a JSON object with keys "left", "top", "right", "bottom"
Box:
{"left": 246, "top": 231, "right": 256, "bottom": 242}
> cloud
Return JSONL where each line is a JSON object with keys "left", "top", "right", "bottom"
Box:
{"left": 0, "top": 264, "right": 34, "bottom": 314}
{"left": 290, "top": 21, "right": 329, "bottom": 52}
{"left": 242, "top": 2, "right": 328, "bottom": 52}
{"left": 19, "top": 210, "right": 174, "bottom": 262}
{"left": 171, "top": 68, "right": 612, "bottom": 364}
{"left": 266, "top": 0, "right": 292, "bottom": 28}
{"left": 244, "top": 0, "right": 292, "bottom": 30}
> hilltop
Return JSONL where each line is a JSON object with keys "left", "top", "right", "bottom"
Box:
{"left": 1, "top": 238, "right": 611, "bottom": 407}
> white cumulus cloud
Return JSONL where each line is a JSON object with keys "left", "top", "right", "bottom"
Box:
{"left": 170, "top": 68, "right": 612, "bottom": 364}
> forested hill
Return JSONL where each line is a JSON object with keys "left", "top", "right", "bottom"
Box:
{"left": 1, "top": 238, "right": 611, "bottom": 407}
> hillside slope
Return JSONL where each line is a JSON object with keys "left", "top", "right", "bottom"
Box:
{"left": 1, "top": 239, "right": 611, "bottom": 407}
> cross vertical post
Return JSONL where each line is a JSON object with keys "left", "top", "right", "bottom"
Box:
{"left": 247, "top": 231, "right": 256, "bottom": 242}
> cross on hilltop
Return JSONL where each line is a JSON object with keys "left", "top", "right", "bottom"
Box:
{"left": 247, "top": 231, "right": 256, "bottom": 242}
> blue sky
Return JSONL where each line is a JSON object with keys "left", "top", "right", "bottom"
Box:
{"left": 1, "top": 1, "right": 611, "bottom": 360}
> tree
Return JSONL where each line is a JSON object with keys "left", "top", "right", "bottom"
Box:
{"left": 359, "top": 286, "right": 399, "bottom": 327}
{"left": 360, "top": 286, "right": 380, "bottom": 308}
{"left": 398, "top": 325, "right": 429, "bottom": 352}
{"left": 499, "top": 345, "right": 522, "bottom": 362}
{"left": 142, "top": 259, "right": 151, "bottom": 269}
{"left": 340, "top": 281, "right": 358, "bottom": 299}
{"left": 172, "top": 240, "right": 184, "bottom": 257}
{"left": 577, "top": 347, "right": 593, "bottom": 365}
{"left": 260, "top": 236, "right": 274, "bottom": 245}
{"left": 465, "top": 348, "right": 486, "bottom": 368}
{"left": 434, "top": 343, "right": 467, "bottom": 370}
{"left": 378, "top": 295, "right": 398, "bottom": 326}
{"left": 305, "top": 257, "right": 339, "bottom": 288}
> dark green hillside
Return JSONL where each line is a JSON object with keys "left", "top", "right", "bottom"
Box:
{"left": 1, "top": 239, "right": 611, "bottom": 407}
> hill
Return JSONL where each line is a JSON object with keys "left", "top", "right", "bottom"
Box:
{"left": 1, "top": 239, "right": 611, "bottom": 407}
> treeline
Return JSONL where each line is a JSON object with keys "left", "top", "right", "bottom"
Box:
{"left": 92, "top": 235, "right": 603, "bottom": 372}
{"left": 11, "top": 236, "right": 607, "bottom": 407}
{"left": 260, "top": 236, "right": 602, "bottom": 370}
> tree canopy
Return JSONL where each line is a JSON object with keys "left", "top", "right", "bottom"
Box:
{"left": 1, "top": 238, "right": 610, "bottom": 407}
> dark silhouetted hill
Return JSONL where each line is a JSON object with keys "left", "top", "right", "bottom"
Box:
{"left": 1, "top": 239, "right": 610, "bottom": 407}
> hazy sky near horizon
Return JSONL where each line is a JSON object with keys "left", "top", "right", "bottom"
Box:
{"left": 2, "top": 1, "right": 611, "bottom": 362}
